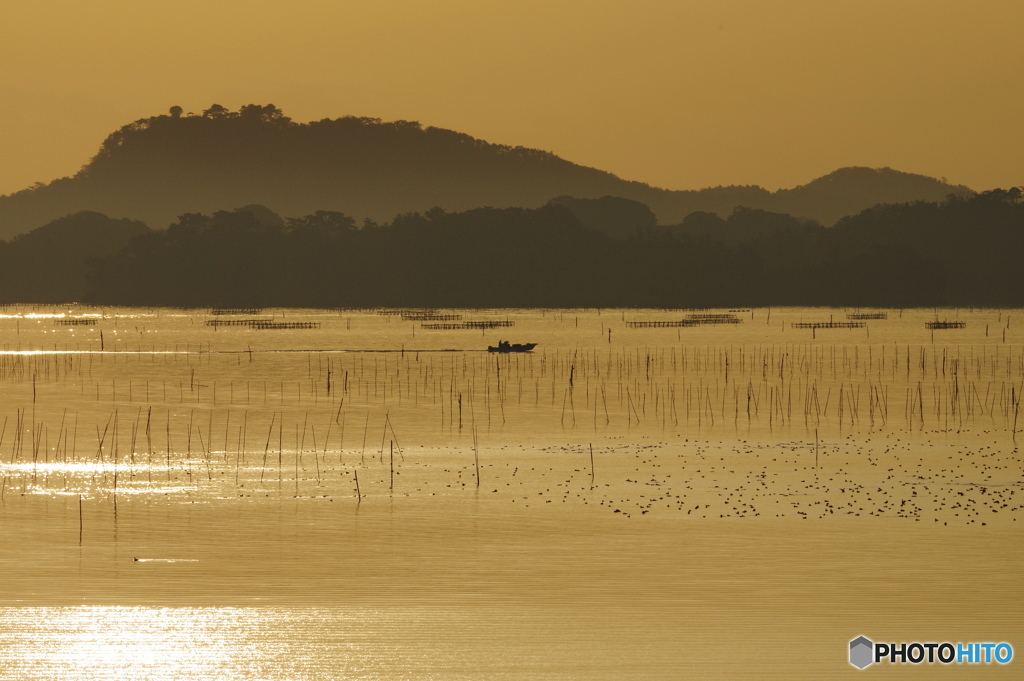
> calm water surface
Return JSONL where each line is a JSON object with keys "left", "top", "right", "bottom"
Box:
{"left": 0, "top": 306, "right": 1021, "bottom": 679}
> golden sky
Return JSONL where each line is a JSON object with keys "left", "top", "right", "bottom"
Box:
{"left": 1, "top": 0, "right": 1022, "bottom": 196}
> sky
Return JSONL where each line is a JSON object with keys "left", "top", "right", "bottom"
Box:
{"left": 1, "top": 0, "right": 1022, "bottom": 196}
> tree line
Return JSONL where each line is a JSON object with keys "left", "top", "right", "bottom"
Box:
{"left": 0, "top": 189, "right": 1021, "bottom": 308}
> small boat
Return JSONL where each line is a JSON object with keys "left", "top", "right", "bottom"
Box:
{"left": 487, "top": 341, "right": 537, "bottom": 353}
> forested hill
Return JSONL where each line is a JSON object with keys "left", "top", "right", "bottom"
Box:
{"left": 2, "top": 189, "right": 1021, "bottom": 308}
{"left": 0, "top": 104, "right": 970, "bottom": 238}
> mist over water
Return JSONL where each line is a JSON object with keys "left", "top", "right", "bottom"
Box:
{"left": 0, "top": 306, "right": 1021, "bottom": 679}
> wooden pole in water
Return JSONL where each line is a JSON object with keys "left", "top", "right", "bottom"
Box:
{"left": 354, "top": 469, "right": 361, "bottom": 503}
{"left": 815, "top": 428, "right": 819, "bottom": 469}
{"left": 590, "top": 443, "right": 595, "bottom": 487}
{"left": 473, "top": 425, "right": 480, "bottom": 487}
{"left": 1013, "top": 385, "right": 1020, "bottom": 443}
{"left": 260, "top": 412, "right": 276, "bottom": 483}
{"left": 384, "top": 413, "right": 404, "bottom": 462}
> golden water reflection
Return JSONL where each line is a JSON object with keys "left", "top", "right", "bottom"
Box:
{"left": 0, "top": 605, "right": 688, "bottom": 680}
{"left": 0, "top": 307, "right": 1021, "bottom": 679}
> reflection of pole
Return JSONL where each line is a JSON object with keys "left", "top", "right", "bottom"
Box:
{"left": 79, "top": 495, "right": 83, "bottom": 545}
{"left": 589, "top": 443, "right": 595, "bottom": 487}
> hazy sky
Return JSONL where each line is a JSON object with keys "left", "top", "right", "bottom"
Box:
{"left": 2, "top": 0, "right": 1022, "bottom": 196}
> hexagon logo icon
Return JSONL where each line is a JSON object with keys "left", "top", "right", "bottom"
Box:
{"left": 850, "top": 636, "right": 874, "bottom": 669}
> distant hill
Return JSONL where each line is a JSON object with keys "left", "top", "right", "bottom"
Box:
{"left": 0, "top": 211, "right": 148, "bottom": 302}
{"left": 767, "top": 167, "right": 974, "bottom": 226}
{"left": 0, "top": 104, "right": 973, "bottom": 238}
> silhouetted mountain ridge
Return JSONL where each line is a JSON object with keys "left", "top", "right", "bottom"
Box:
{"left": 0, "top": 104, "right": 972, "bottom": 238}
{"left": 2, "top": 188, "right": 1021, "bottom": 307}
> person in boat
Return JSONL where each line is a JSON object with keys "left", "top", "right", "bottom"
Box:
{"left": 499, "top": 340, "right": 510, "bottom": 351}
